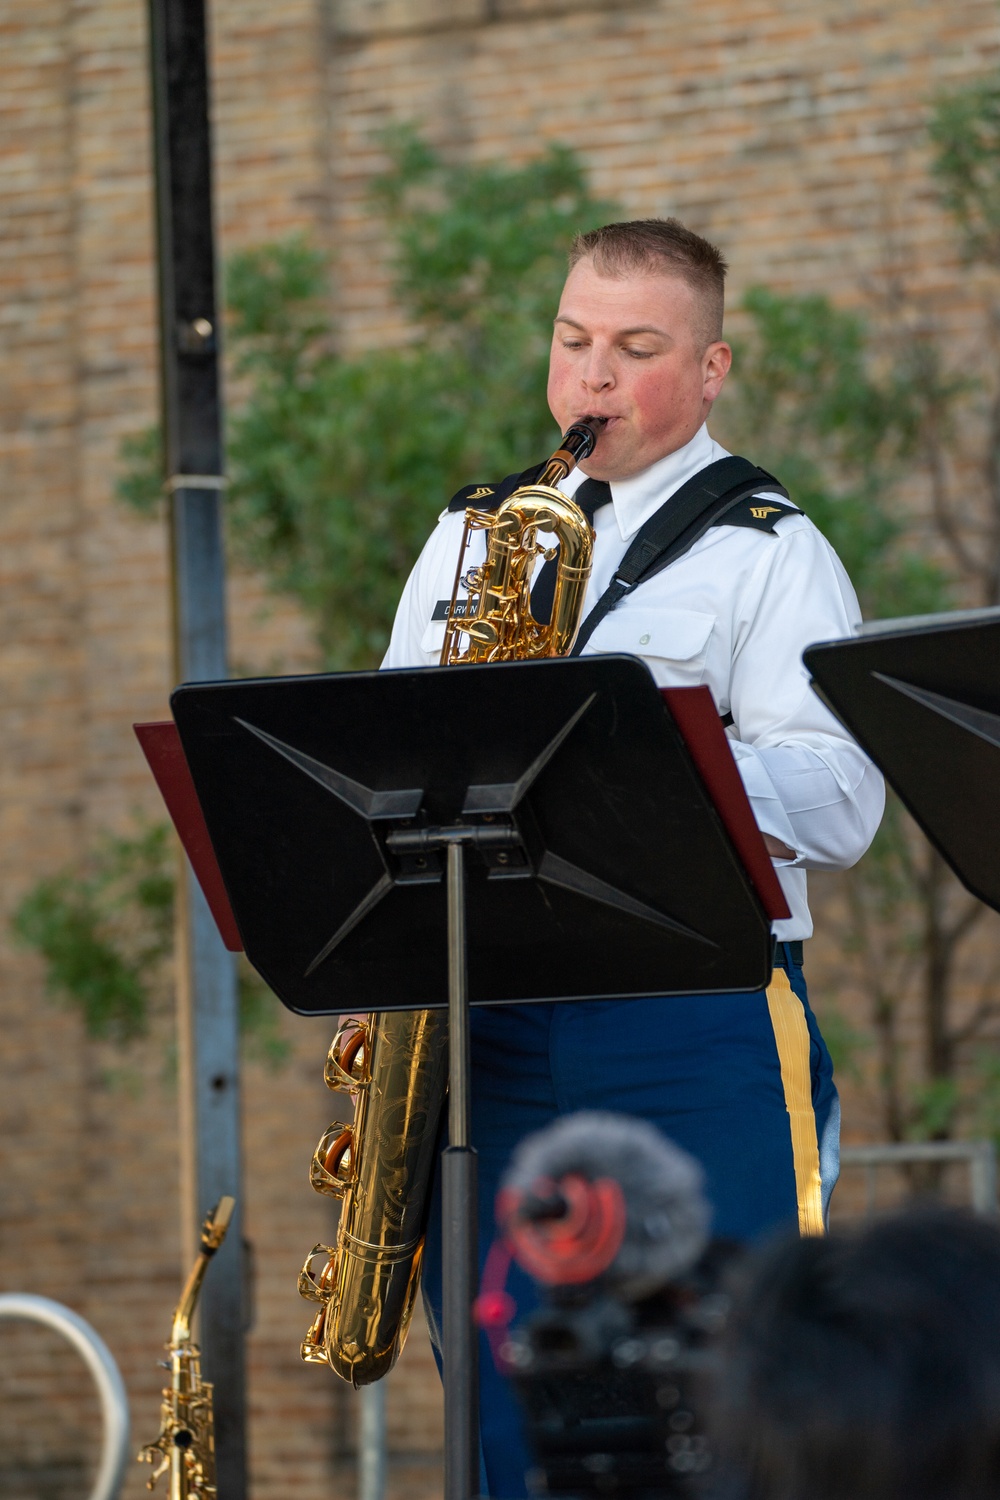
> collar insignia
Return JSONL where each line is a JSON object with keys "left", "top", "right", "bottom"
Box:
{"left": 750, "top": 505, "right": 781, "bottom": 519}
{"left": 468, "top": 486, "right": 494, "bottom": 501}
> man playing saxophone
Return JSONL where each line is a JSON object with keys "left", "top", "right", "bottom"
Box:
{"left": 381, "top": 218, "right": 885, "bottom": 1498}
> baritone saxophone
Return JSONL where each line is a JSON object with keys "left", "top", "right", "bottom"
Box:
{"left": 297, "top": 419, "right": 603, "bottom": 1385}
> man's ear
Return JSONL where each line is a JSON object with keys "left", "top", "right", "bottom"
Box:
{"left": 703, "top": 340, "right": 732, "bottom": 402}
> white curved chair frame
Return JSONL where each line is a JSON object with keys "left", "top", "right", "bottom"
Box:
{"left": 0, "top": 1293, "right": 130, "bottom": 1500}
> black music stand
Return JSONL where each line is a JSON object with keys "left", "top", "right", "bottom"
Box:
{"left": 170, "top": 654, "right": 778, "bottom": 1500}
{"left": 805, "top": 607, "right": 1000, "bottom": 914}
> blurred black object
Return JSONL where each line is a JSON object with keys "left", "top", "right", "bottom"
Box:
{"left": 714, "top": 1207, "right": 1000, "bottom": 1500}
{"left": 805, "top": 607, "right": 1000, "bottom": 914}
{"left": 485, "top": 1113, "right": 738, "bottom": 1499}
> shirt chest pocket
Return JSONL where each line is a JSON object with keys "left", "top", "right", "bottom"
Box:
{"left": 420, "top": 616, "right": 447, "bottom": 658}
{"left": 585, "top": 605, "right": 716, "bottom": 686}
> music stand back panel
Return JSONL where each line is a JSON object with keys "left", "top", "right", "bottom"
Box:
{"left": 805, "top": 612, "right": 1000, "bottom": 915}
{"left": 172, "top": 656, "right": 773, "bottom": 1014}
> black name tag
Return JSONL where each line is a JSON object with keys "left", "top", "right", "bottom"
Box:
{"left": 432, "top": 598, "right": 471, "bottom": 621}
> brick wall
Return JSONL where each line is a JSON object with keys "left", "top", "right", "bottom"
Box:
{"left": 2, "top": 0, "right": 999, "bottom": 1494}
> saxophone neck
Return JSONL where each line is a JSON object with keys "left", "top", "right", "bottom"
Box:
{"left": 171, "top": 1197, "right": 235, "bottom": 1346}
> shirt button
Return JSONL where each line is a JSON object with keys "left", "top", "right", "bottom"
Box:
{"left": 639, "top": 633, "right": 650, "bottom": 645}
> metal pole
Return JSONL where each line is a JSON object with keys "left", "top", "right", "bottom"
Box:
{"left": 358, "top": 1382, "right": 388, "bottom": 1500}
{"left": 442, "top": 841, "right": 479, "bottom": 1500}
{"left": 970, "top": 1142, "right": 998, "bottom": 1215}
{"left": 447, "top": 842, "right": 471, "bottom": 1154}
{"left": 147, "top": 0, "right": 246, "bottom": 1493}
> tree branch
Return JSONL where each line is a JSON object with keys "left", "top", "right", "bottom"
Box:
{"left": 925, "top": 426, "right": 988, "bottom": 582}
{"left": 941, "top": 894, "right": 987, "bottom": 954}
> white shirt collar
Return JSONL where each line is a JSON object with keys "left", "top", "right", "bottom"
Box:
{"left": 559, "top": 423, "right": 731, "bottom": 542}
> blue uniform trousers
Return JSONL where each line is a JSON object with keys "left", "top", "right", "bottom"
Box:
{"left": 420, "top": 949, "right": 838, "bottom": 1499}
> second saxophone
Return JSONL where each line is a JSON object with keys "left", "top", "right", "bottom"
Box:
{"left": 139, "top": 1196, "right": 234, "bottom": 1500}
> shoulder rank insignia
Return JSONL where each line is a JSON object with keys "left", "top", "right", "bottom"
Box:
{"left": 447, "top": 463, "right": 546, "bottom": 513}
{"left": 717, "top": 494, "right": 803, "bottom": 534}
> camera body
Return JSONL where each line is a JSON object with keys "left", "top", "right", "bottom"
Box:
{"left": 503, "top": 1250, "right": 735, "bottom": 1498}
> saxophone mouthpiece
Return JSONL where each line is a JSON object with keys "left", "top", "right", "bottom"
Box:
{"left": 562, "top": 417, "right": 605, "bottom": 465}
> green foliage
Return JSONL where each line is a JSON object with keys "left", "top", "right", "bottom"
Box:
{"left": 908, "top": 1077, "right": 962, "bottom": 1142}
{"left": 238, "top": 967, "right": 292, "bottom": 1071}
{"left": 930, "top": 80, "right": 1000, "bottom": 263}
{"left": 115, "top": 427, "right": 163, "bottom": 516}
{"left": 371, "top": 129, "right": 601, "bottom": 336}
{"left": 721, "top": 285, "right": 952, "bottom": 622}
{"left": 813, "top": 1002, "right": 870, "bottom": 1084}
{"left": 970, "top": 1050, "right": 1000, "bottom": 1145}
{"left": 226, "top": 234, "right": 332, "bottom": 368}
{"left": 118, "top": 131, "right": 616, "bottom": 668}
{"left": 12, "top": 822, "right": 289, "bottom": 1071}
{"left": 12, "top": 822, "right": 173, "bottom": 1044}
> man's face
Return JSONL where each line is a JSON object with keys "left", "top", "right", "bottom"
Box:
{"left": 546, "top": 258, "right": 732, "bottom": 482}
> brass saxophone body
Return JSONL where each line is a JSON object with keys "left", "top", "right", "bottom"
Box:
{"left": 440, "top": 419, "right": 602, "bottom": 665}
{"left": 299, "top": 1009, "right": 448, "bottom": 1384}
{"left": 298, "top": 420, "right": 601, "bottom": 1385}
{"left": 139, "top": 1197, "right": 234, "bottom": 1500}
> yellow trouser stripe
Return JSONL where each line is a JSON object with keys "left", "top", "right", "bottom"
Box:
{"left": 766, "top": 966, "right": 825, "bottom": 1236}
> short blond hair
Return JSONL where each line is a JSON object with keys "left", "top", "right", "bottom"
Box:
{"left": 569, "top": 218, "right": 728, "bottom": 346}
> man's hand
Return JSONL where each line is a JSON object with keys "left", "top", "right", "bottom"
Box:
{"left": 763, "top": 834, "right": 796, "bottom": 861}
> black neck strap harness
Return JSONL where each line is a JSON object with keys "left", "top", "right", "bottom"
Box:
{"left": 447, "top": 454, "right": 796, "bottom": 655}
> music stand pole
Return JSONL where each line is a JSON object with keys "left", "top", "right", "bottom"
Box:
{"left": 384, "top": 825, "right": 507, "bottom": 1500}
{"left": 443, "top": 840, "right": 479, "bottom": 1500}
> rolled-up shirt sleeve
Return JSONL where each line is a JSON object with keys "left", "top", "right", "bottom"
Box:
{"left": 726, "top": 523, "right": 885, "bottom": 872}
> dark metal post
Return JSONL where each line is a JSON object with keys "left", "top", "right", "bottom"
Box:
{"left": 147, "top": 0, "right": 246, "bottom": 1493}
{"left": 442, "top": 841, "right": 479, "bottom": 1500}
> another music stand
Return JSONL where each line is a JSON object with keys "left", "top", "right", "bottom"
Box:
{"left": 805, "top": 607, "right": 1000, "bottom": 915}
{"left": 147, "top": 654, "right": 786, "bottom": 1500}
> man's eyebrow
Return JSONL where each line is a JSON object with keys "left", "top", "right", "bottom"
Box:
{"left": 554, "top": 315, "right": 670, "bottom": 338}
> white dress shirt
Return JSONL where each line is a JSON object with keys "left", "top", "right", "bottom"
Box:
{"left": 382, "top": 422, "right": 885, "bottom": 940}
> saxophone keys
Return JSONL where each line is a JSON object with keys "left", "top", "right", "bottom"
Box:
{"left": 301, "top": 1307, "right": 333, "bottom": 1365}
{"left": 464, "top": 619, "right": 500, "bottom": 647}
{"left": 298, "top": 1244, "right": 338, "bottom": 1303}
{"left": 325, "top": 1020, "right": 370, "bottom": 1092}
{"left": 310, "top": 1122, "right": 356, "bottom": 1198}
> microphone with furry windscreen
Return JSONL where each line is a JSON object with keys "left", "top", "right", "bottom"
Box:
{"left": 477, "top": 1113, "right": 737, "bottom": 1499}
